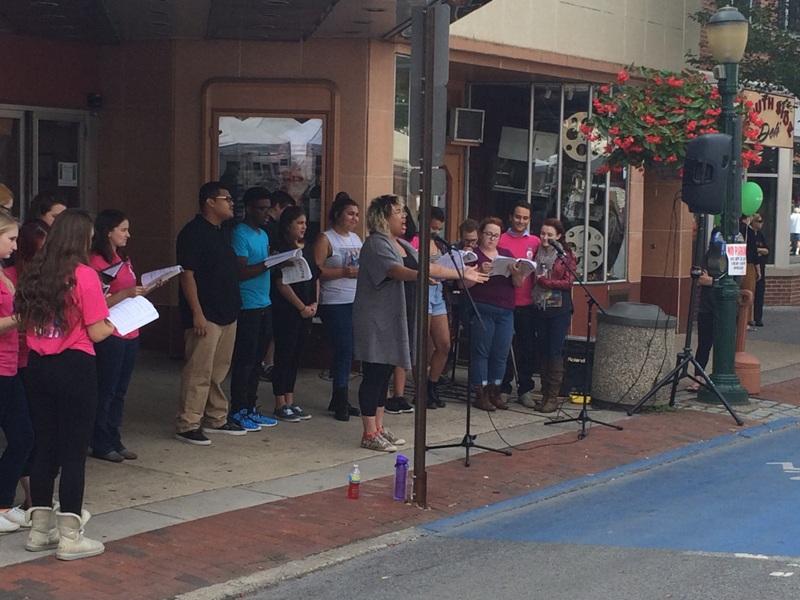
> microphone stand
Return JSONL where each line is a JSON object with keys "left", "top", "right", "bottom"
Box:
{"left": 543, "top": 243, "right": 623, "bottom": 440}
{"left": 426, "top": 240, "right": 512, "bottom": 466}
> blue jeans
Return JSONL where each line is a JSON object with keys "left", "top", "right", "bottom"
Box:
{"left": 319, "top": 303, "right": 354, "bottom": 391}
{"left": 533, "top": 310, "right": 571, "bottom": 359}
{"left": 470, "top": 302, "right": 514, "bottom": 385}
{"left": 94, "top": 335, "right": 139, "bottom": 454}
{"left": 0, "top": 375, "right": 34, "bottom": 508}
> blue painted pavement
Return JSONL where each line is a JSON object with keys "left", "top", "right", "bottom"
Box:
{"left": 426, "top": 418, "right": 800, "bottom": 557}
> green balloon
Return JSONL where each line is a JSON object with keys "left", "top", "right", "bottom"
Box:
{"left": 713, "top": 214, "right": 721, "bottom": 227}
{"left": 741, "top": 181, "right": 763, "bottom": 216}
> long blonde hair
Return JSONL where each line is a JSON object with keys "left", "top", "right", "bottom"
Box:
{"left": 0, "top": 210, "right": 19, "bottom": 293}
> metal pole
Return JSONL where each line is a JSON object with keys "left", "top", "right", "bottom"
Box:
{"left": 699, "top": 62, "right": 748, "bottom": 404}
{"left": 412, "top": 5, "right": 435, "bottom": 508}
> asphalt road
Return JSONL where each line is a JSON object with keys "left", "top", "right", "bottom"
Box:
{"left": 249, "top": 419, "right": 800, "bottom": 600}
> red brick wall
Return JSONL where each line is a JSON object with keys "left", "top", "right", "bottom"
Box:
{"left": 765, "top": 275, "right": 800, "bottom": 305}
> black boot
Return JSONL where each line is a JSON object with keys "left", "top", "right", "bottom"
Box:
{"left": 428, "top": 379, "right": 445, "bottom": 408}
{"left": 332, "top": 387, "right": 350, "bottom": 422}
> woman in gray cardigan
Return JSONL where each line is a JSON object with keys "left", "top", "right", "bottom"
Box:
{"left": 353, "top": 195, "right": 487, "bottom": 452}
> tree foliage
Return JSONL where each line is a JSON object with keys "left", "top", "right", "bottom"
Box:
{"left": 688, "top": 0, "right": 800, "bottom": 98}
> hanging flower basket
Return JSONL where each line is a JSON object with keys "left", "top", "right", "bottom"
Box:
{"left": 585, "top": 66, "right": 764, "bottom": 175}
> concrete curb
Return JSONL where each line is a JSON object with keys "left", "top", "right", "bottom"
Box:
{"left": 171, "top": 527, "right": 423, "bottom": 600}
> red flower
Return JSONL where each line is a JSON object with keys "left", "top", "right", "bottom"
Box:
{"left": 645, "top": 134, "right": 662, "bottom": 144}
{"left": 672, "top": 108, "right": 685, "bottom": 115}
{"left": 678, "top": 95, "right": 692, "bottom": 105}
{"left": 666, "top": 76, "right": 684, "bottom": 87}
{"left": 666, "top": 154, "right": 678, "bottom": 163}
{"left": 685, "top": 120, "right": 698, "bottom": 132}
{"left": 710, "top": 88, "right": 721, "bottom": 100}
{"left": 642, "top": 114, "right": 657, "bottom": 126}
{"left": 595, "top": 164, "right": 611, "bottom": 175}
{"left": 704, "top": 107, "right": 721, "bottom": 117}
{"left": 599, "top": 84, "right": 610, "bottom": 95}
{"left": 608, "top": 126, "right": 620, "bottom": 135}
{"left": 617, "top": 69, "right": 630, "bottom": 83}
{"left": 579, "top": 123, "right": 594, "bottom": 136}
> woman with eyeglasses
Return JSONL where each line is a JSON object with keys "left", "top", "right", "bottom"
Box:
{"left": 353, "top": 195, "right": 487, "bottom": 452}
{"left": 465, "top": 217, "right": 526, "bottom": 412}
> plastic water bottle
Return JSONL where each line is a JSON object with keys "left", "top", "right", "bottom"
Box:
{"left": 393, "top": 455, "right": 409, "bottom": 502}
{"left": 347, "top": 464, "right": 361, "bottom": 499}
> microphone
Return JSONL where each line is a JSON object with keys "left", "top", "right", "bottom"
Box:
{"left": 431, "top": 234, "right": 458, "bottom": 250}
{"left": 549, "top": 240, "right": 566, "bottom": 256}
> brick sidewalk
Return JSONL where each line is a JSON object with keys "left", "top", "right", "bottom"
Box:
{"left": 754, "top": 377, "right": 800, "bottom": 406}
{"left": 0, "top": 410, "right": 748, "bottom": 600}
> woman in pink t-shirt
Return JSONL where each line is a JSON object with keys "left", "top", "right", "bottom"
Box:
{"left": 89, "top": 210, "right": 147, "bottom": 463}
{"left": 15, "top": 209, "right": 115, "bottom": 561}
{"left": 0, "top": 211, "right": 34, "bottom": 535}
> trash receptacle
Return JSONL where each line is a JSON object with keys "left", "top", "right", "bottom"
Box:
{"left": 591, "top": 302, "right": 676, "bottom": 407}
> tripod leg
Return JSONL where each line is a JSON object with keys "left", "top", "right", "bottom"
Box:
{"left": 688, "top": 357, "right": 744, "bottom": 426}
{"left": 626, "top": 358, "right": 687, "bottom": 416}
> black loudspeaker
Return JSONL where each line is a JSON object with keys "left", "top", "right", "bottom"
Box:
{"left": 681, "top": 133, "right": 732, "bottom": 215}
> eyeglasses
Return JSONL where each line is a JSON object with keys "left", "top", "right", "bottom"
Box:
{"left": 482, "top": 232, "right": 500, "bottom": 240}
{"left": 214, "top": 195, "right": 234, "bottom": 203}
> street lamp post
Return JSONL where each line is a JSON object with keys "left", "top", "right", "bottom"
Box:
{"left": 699, "top": 5, "right": 749, "bottom": 405}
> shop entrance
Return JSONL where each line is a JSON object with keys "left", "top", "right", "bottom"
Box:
{"left": 0, "top": 105, "right": 90, "bottom": 219}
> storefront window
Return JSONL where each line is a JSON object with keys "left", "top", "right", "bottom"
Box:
{"left": 466, "top": 83, "right": 627, "bottom": 283}
{"left": 747, "top": 147, "right": 778, "bottom": 265}
{"left": 217, "top": 115, "right": 324, "bottom": 236}
{"left": 393, "top": 55, "right": 411, "bottom": 201}
{"left": 468, "top": 83, "right": 532, "bottom": 222}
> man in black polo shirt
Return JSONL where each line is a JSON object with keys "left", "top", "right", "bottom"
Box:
{"left": 175, "top": 181, "right": 243, "bottom": 445}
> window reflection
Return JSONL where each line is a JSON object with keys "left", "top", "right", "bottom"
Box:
{"left": 218, "top": 116, "right": 324, "bottom": 233}
{"left": 460, "top": 82, "right": 629, "bottom": 283}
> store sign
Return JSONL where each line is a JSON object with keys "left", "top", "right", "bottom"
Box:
{"left": 726, "top": 243, "right": 747, "bottom": 276}
{"left": 742, "top": 90, "right": 796, "bottom": 148}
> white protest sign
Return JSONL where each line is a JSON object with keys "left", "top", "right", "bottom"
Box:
{"left": 726, "top": 243, "right": 747, "bottom": 276}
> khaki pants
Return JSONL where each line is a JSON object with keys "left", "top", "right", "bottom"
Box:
{"left": 176, "top": 321, "right": 237, "bottom": 433}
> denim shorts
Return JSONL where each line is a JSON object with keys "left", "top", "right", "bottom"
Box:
{"left": 428, "top": 283, "right": 448, "bottom": 316}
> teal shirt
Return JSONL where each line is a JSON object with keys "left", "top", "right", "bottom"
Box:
{"left": 231, "top": 222, "right": 271, "bottom": 309}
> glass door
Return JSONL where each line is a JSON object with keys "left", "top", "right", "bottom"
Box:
{"left": 0, "top": 109, "right": 25, "bottom": 218}
{"left": 34, "top": 113, "right": 85, "bottom": 208}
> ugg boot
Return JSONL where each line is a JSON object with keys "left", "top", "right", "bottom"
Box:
{"left": 427, "top": 379, "right": 445, "bottom": 408}
{"left": 25, "top": 506, "right": 59, "bottom": 552}
{"left": 486, "top": 384, "right": 508, "bottom": 410}
{"left": 55, "top": 510, "right": 104, "bottom": 561}
{"left": 540, "top": 358, "right": 565, "bottom": 414}
{"left": 472, "top": 386, "right": 496, "bottom": 412}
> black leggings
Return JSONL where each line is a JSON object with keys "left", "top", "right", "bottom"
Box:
{"left": 272, "top": 308, "right": 311, "bottom": 397}
{"left": 27, "top": 350, "right": 98, "bottom": 515}
{"left": 358, "top": 362, "right": 393, "bottom": 417}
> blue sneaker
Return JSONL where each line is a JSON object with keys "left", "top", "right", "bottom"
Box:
{"left": 230, "top": 409, "right": 261, "bottom": 432}
{"left": 248, "top": 408, "right": 278, "bottom": 428}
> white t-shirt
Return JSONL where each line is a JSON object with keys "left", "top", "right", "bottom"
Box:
{"left": 320, "top": 229, "right": 363, "bottom": 305}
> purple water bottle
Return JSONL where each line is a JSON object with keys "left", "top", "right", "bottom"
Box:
{"left": 393, "top": 454, "right": 408, "bottom": 502}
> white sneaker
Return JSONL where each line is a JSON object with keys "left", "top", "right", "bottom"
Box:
{"left": 0, "top": 514, "right": 20, "bottom": 534}
{"left": 380, "top": 428, "right": 406, "bottom": 446}
{"left": 1, "top": 506, "right": 30, "bottom": 528}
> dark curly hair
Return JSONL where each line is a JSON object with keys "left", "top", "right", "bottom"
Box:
{"left": 16, "top": 208, "right": 94, "bottom": 331}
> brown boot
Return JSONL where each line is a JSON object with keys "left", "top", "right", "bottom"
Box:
{"left": 540, "top": 357, "right": 565, "bottom": 413}
{"left": 486, "top": 384, "right": 508, "bottom": 410}
{"left": 472, "top": 386, "right": 496, "bottom": 412}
